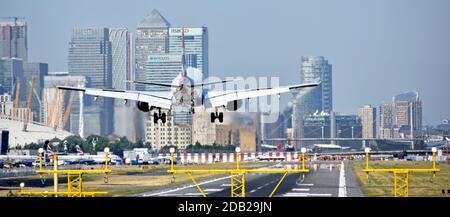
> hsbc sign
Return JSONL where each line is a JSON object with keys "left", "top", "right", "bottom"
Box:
{"left": 169, "top": 27, "right": 203, "bottom": 36}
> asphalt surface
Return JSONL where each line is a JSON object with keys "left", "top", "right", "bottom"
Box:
{"left": 137, "top": 160, "right": 363, "bottom": 197}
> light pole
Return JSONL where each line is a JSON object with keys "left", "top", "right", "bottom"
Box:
{"left": 19, "top": 182, "right": 25, "bottom": 193}
{"left": 235, "top": 147, "right": 241, "bottom": 170}
{"left": 104, "top": 147, "right": 110, "bottom": 171}
{"left": 364, "top": 147, "right": 371, "bottom": 171}
{"left": 321, "top": 126, "right": 324, "bottom": 140}
{"left": 431, "top": 147, "right": 437, "bottom": 177}
{"left": 300, "top": 147, "right": 306, "bottom": 171}
{"left": 169, "top": 147, "right": 175, "bottom": 171}
{"left": 351, "top": 126, "right": 354, "bottom": 139}
{"left": 38, "top": 148, "right": 44, "bottom": 173}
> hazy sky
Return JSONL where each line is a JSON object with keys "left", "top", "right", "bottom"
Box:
{"left": 1, "top": 0, "right": 449, "bottom": 125}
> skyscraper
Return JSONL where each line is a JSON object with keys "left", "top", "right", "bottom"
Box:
{"left": 0, "top": 57, "right": 23, "bottom": 97}
{"left": 379, "top": 103, "right": 394, "bottom": 138}
{"left": 109, "top": 28, "right": 132, "bottom": 90}
{"left": 293, "top": 56, "right": 332, "bottom": 143}
{"left": 298, "top": 56, "right": 332, "bottom": 114}
{"left": 0, "top": 17, "right": 27, "bottom": 61}
{"left": 393, "top": 91, "right": 422, "bottom": 131}
{"left": 135, "top": 9, "right": 170, "bottom": 90}
{"left": 358, "top": 105, "right": 376, "bottom": 139}
{"left": 109, "top": 28, "right": 134, "bottom": 139}
{"left": 168, "top": 27, "right": 208, "bottom": 79}
{"left": 23, "top": 62, "right": 48, "bottom": 122}
{"left": 68, "top": 27, "right": 113, "bottom": 136}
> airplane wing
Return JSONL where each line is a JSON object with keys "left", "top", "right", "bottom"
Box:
{"left": 206, "top": 82, "right": 319, "bottom": 108}
{"left": 57, "top": 86, "right": 172, "bottom": 110}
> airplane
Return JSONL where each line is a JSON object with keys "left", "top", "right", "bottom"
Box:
{"left": 46, "top": 144, "right": 122, "bottom": 165}
{"left": 57, "top": 27, "right": 320, "bottom": 124}
{"left": 0, "top": 154, "right": 37, "bottom": 167}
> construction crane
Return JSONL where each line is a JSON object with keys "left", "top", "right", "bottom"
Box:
{"left": 47, "top": 82, "right": 60, "bottom": 127}
{"left": 54, "top": 80, "right": 69, "bottom": 130}
{"left": 61, "top": 81, "right": 78, "bottom": 130}
{"left": 23, "top": 77, "right": 35, "bottom": 131}
{"left": 13, "top": 80, "right": 20, "bottom": 121}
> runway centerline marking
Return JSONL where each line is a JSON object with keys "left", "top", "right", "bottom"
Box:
{"left": 338, "top": 161, "right": 347, "bottom": 197}
{"left": 292, "top": 188, "right": 310, "bottom": 192}
{"left": 283, "top": 193, "right": 332, "bottom": 197}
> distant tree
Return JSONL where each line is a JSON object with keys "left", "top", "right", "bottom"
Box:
{"left": 60, "top": 135, "right": 85, "bottom": 153}
{"left": 23, "top": 142, "right": 40, "bottom": 150}
{"left": 134, "top": 139, "right": 145, "bottom": 148}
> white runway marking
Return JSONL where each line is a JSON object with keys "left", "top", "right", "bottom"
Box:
{"left": 338, "top": 161, "right": 347, "bottom": 197}
{"left": 298, "top": 183, "right": 314, "bottom": 186}
{"left": 292, "top": 188, "right": 310, "bottom": 192}
{"left": 283, "top": 193, "right": 332, "bottom": 197}
{"left": 249, "top": 189, "right": 257, "bottom": 193}
{"left": 204, "top": 188, "right": 223, "bottom": 192}
{"left": 143, "top": 175, "right": 231, "bottom": 197}
{"left": 221, "top": 184, "right": 231, "bottom": 187}
{"left": 185, "top": 193, "right": 207, "bottom": 196}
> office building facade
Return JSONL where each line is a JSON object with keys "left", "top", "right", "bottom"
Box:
{"left": 68, "top": 27, "right": 113, "bottom": 136}
{"left": 109, "top": 28, "right": 135, "bottom": 139}
{"left": 0, "top": 57, "right": 23, "bottom": 97}
{"left": 168, "top": 27, "right": 208, "bottom": 79}
{"left": 135, "top": 9, "right": 170, "bottom": 90}
{"left": 293, "top": 56, "right": 332, "bottom": 144}
{"left": 393, "top": 91, "right": 422, "bottom": 132}
{"left": 23, "top": 62, "right": 48, "bottom": 122}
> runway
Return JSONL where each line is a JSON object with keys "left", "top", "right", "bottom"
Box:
{"left": 137, "top": 161, "right": 363, "bottom": 197}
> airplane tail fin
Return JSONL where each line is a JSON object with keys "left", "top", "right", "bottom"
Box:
{"left": 47, "top": 144, "right": 54, "bottom": 158}
{"left": 75, "top": 145, "right": 84, "bottom": 156}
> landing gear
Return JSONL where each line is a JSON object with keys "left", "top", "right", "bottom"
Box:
{"left": 211, "top": 112, "right": 223, "bottom": 123}
{"left": 153, "top": 110, "right": 167, "bottom": 123}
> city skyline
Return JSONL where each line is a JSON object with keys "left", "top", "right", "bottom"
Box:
{"left": 1, "top": 0, "right": 449, "bottom": 125}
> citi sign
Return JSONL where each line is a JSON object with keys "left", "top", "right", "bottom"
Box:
{"left": 148, "top": 56, "right": 170, "bottom": 62}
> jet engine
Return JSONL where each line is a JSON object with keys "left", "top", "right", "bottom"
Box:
{"left": 136, "top": 101, "right": 150, "bottom": 112}
{"left": 226, "top": 99, "right": 243, "bottom": 111}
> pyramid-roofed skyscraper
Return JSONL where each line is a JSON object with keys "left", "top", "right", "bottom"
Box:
{"left": 138, "top": 9, "right": 171, "bottom": 28}
{"left": 134, "top": 10, "right": 171, "bottom": 140}
{"left": 135, "top": 9, "right": 171, "bottom": 90}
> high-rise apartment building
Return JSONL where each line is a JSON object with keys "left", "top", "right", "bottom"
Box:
{"left": 0, "top": 17, "right": 27, "bottom": 61}
{"left": 358, "top": 105, "right": 376, "bottom": 139}
{"left": 379, "top": 103, "right": 394, "bottom": 138}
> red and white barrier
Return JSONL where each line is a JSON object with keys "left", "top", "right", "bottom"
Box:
{"left": 158, "top": 152, "right": 306, "bottom": 164}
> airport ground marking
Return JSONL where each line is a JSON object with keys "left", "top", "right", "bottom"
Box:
{"left": 167, "top": 147, "right": 309, "bottom": 197}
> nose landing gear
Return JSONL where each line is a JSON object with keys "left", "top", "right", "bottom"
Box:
{"left": 153, "top": 109, "right": 167, "bottom": 124}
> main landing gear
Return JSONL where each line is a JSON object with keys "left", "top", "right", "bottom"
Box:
{"left": 153, "top": 109, "right": 167, "bottom": 124}
{"left": 211, "top": 111, "right": 223, "bottom": 123}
